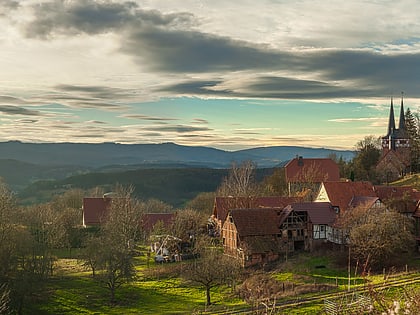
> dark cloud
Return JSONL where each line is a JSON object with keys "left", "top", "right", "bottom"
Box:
{"left": 23, "top": 1, "right": 420, "bottom": 100}
{"left": 0, "top": 95, "right": 28, "bottom": 104}
{"left": 25, "top": 0, "right": 195, "bottom": 38}
{"left": 0, "top": 0, "right": 19, "bottom": 16}
{"left": 50, "top": 85, "right": 136, "bottom": 110}
{"left": 0, "top": 105, "right": 42, "bottom": 116}
{"left": 55, "top": 84, "right": 136, "bottom": 99}
{"left": 124, "top": 29, "right": 290, "bottom": 73}
{"left": 157, "top": 80, "right": 231, "bottom": 96}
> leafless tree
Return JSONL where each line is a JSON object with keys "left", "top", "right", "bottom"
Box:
{"left": 238, "top": 273, "right": 280, "bottom": 314}
{"left": 183, "top": 247, "right": 241, "bottom": 306}
{"left": 337, "top": 203, "right": 414, "bottom": 269}
{"left": 82, "top": 184, "right": 143, "bottom": 304}
{"left": 217, "top": 161, "right": 260, "bottom": 197}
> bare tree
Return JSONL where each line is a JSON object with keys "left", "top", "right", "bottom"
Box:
{"left": 186, "top": 192, "right": 216, "bottom": 214}
{"left": 183, "top": 247, "right": 241, "bottom": 306}
{"left": 238, "top": 273, "right": 280, "bottom": 314}
{"left": 217, "top": 161, "right": 260, "bottom": 197}
{"left": 337, "top": 204, "right": 414, "bottom": 269}
{"left": 170, "top": 208, "right": 208, "bottom": 243}
{"left": 81, "top": 185, "right": 143, "bottom": 304}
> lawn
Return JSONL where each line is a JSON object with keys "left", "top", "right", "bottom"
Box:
{"left": 28, "top": 252, "right": 245, "bottom": 314}
{"left": 25, "top": 250, "right": 420, "bottom": 314}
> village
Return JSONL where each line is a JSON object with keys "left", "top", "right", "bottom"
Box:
{"left": 2, "top": 97, "right": 420, "bottom": 314}
{"left": 81, "top": 97, "right": 420, "bottom": 270}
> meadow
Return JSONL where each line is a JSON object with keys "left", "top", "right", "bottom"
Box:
{"left": 24, "top": 248, "right": 420, "bottom": 314}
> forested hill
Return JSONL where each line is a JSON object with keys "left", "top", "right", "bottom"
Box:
{"left": 0, "top": 141, "right": 354, "bottom": 205}
{"left": 0, "top": 141, "right": 354, "bottom": 168}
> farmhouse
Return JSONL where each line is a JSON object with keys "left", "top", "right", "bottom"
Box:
{"left": 212, "top": 196, "right": 301, "bottom": 235}
{"left": 222, "top": 202, "right": 337, "bottom": 267}
{"left": 374, "top": 185, "right": 420, "bottom": 217}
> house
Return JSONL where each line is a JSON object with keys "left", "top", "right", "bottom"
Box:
{"left": 82, "top": 196, "right": 111, "bottom": 227}
{"left": 315, "top": 181, "right": 381, "bottom": 245}
{"left": 222, "top": 202, "right": 335, "bottom": 267}
{"left": 212, "top": 196, "right": 302, "bottom": 234}
{"left": 285, "top": 157, "right": 340, "bottom": 183}
{"left": 284, "top": 157, "right": 340, "bottom": 200}
{"left": 283, "top": 202, "right": 337, "bottom": 250}
{"left": 222, "top": 208, "right": 284, "bottom": 267}
{"left": 374, "top": 185, "right": 420, "bottom": 217}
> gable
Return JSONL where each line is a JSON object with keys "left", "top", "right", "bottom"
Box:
{"left": 315, "top": 181, "right": 376, "bottom": 213}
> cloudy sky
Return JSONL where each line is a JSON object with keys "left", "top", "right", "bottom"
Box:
{"left": 1, "top": 0, "right": 420, "bottom": 151}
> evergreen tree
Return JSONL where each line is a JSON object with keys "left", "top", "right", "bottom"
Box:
{"left": 405, "top": 108, "right": 420, "bottom": 172}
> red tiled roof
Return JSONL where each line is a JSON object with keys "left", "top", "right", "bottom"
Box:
{"left": 213, "top": 196, "right": 302, "bottom": 226}
{"left": 285, "top": 158, "right": 340, "bottom": 183}
{"left": 142, "top": 213, "right": 176, "bottom": 232}
{"left": 229, "top": 208, "right": 282, "bottom": 236}
{"left": 82, "top": 197, "right": 111, "bottom": 226}
{"left": 318, "top": 181, "right": 376, "bottom": 212}
{"left": 285, "top": 202, "right": 336, "bottom": 225}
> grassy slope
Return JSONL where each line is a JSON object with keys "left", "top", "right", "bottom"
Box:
{"left": 390, "top": 173, "right": 420, "bottom": 188}
{"left": 28, "top": 250, "right": 420, "bottom": 315}
{"left": 30, "top": 252, "right": 245, "bottom": 315}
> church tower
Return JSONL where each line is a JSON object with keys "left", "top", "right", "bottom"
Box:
{"left": 377, "top": 94, "right": 411, "bottom": 180}
{"left": 381, "top": 94, "right": 410, "bottom": 154}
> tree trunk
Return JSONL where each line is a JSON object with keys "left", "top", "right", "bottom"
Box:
{"left": 206, "top": 286, "right": 211, "bottom": 306}
{"left": 110, "top": 285, "right": 116, "bottom": 304}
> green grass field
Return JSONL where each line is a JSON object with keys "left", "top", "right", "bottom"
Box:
{"left": 24, "top": 249, "right": 420, "bottom": 314}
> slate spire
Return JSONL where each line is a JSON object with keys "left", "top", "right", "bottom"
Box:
{"left": 387, "top": 97, "right": 396, "bottom": 136}
{"left": 398, "top": 92, "right": 406, "bottom": 132}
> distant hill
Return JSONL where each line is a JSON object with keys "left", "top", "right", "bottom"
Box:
{"left": 0, "top": 141, "right": 355, "bottom": 202}
{"left": 0, "top": 141, "right": 354, "bottom": 168}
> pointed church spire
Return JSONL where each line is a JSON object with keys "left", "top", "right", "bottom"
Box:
{"left": 387, "top": 96, "right": 396, "bottom": 136}
{"left": 399, "top": 92, "right": 406, "bottom": 132}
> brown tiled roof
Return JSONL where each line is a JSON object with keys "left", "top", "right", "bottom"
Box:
{"left": 374, "top": 185, "right": 420, "bottom": 213}
{"left": 213, "top": 196, "right": 302, "bottom": 226}
{"left": 284, "top": 158, "right": 340, "bottom": 183}
{"left": 82, "top": 197, "right": 111, "bottom": 226}
{"left": 142, "top": 213, "right": 176, "bottom": 232}
{"left": 229, "top": 208, "right": 282, "bottom": 236}
{"left": 318, "top": 181, "right": 376, "bottom": 212}
{"left": 350, "top": 196, "right": 380, "bottom": 209}
{"left": 285, "top": 202, "right": 336, "bottom": 225}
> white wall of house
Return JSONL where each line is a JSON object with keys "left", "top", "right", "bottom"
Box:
{"left": 313, "top": 224, "right": 327, "bottom": 239}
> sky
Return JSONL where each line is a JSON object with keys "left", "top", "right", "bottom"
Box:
{"left": 1, "top": 0, "right": 420, "bottom": 151}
